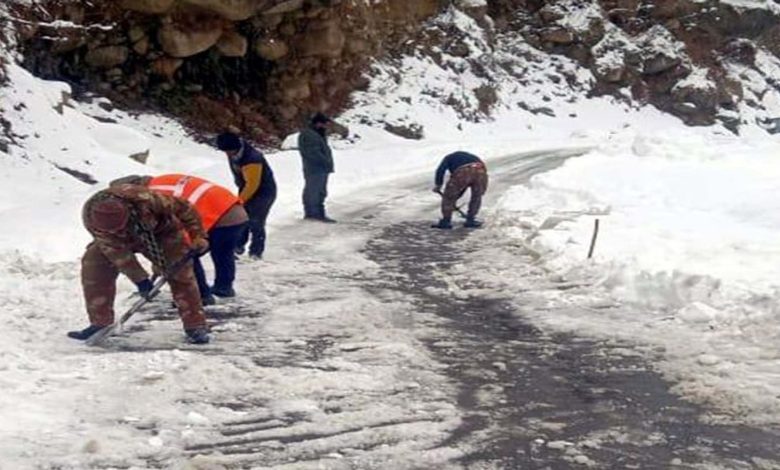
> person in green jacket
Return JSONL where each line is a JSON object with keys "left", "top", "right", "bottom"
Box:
{"left": 298, "top": 112, "right": 336, "bottom": 223}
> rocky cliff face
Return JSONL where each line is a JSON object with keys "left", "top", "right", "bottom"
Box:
{"left": 5, "top": 0, "right": 780, "bottom": 141}
{"left": 9, "top": 0, "right": 444, "bottom": 142}
{"left": 499, "top": 0, "right": 780, "bottom": 130}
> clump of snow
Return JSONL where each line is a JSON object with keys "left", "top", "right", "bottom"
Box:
{"left": 673, "top": 67, "right": 716, "bottom": 92}
{"left": 693, "top": 0, "right": 780, "bottom": 14}
{"left": 456, "top": 0, "right": 487, "bottom": 8}
{"left": 549, "top": 0, "right": 603, "bottom": 33}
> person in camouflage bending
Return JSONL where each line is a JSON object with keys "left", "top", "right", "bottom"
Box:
{"left": 68, "top": 184, "right": 211, "bottom": 344}
{"left": 432, "top": 151, "right": 489, "bottom": 229}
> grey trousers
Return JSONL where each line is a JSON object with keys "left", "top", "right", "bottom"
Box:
{"left": 302, "top": 172, "right": 329, "bottom": 218}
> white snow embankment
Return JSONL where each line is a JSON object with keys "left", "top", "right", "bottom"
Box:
{"left": 487, "top": 125, "right": 780, "bottom": 424}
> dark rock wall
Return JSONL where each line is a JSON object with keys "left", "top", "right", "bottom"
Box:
{"left": 7, "top": 0, "right": 780, "bottom": 139}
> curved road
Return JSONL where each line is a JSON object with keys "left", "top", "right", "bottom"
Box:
{"left": 111, "top": 149, "right": 780, "bottom": 469}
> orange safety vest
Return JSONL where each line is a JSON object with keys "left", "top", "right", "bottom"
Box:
{"left": 148, "top": 174, "right": 241, "bottom": 232}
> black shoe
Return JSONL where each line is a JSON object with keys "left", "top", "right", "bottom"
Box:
{"left": 248, "top": 253, "right": 263, "bottom": 260}
{"left": 211, "top": 286, "right": 236, "bottom": 298}
{"left": 201, "top": 295, "right": 216, "bottom": 306}
{"left": 431, "top": 218, "right": 453, "bottom": 229}
{"left": 185, "top": 328, "right": 210, "bottom": 344}
{"left": 464, "top": 218, "right": 483, "bottom": 228}
{"left": 310, "top": 214, "right": 337, "bottom": 223}
{"left": 67, "top": 325, "right": 106, "bottom": 340}
{"left": 234, "top": 245, "right": 245, "bottom": 255}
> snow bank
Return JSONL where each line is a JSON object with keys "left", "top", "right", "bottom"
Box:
{"left": 488, "top": 123, "right": 780, "bottom": 423}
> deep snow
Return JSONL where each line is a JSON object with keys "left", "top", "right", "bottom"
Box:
{"left": 3, "top": 5, "right": 780, "bottom": 468}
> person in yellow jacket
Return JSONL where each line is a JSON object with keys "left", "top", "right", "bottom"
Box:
{"left": 216, "top": 132, "right": 277, "bottom": 259}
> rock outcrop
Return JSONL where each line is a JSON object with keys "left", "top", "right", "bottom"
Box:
{"left": 13, "top": 0, "right": 446, "bottom": 141}
{"left": 7, "top": 0, "right": 780, "bottom": 139}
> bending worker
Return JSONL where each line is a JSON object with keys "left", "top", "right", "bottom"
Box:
{"left": 432, "top": 151, "right": 489, "bottom": 229}
{"left": 111, "top": 174, "right": 248, "bottom": 303}
{"left": 215, "top": 132, "right": 277, "bottom": 259}
{"left": 70, "top": 184, "right": 210, "bottom": 344}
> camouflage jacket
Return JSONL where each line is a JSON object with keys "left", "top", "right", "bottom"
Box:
{"left": 82, "top": 185, "right": 206, "bottom": 283}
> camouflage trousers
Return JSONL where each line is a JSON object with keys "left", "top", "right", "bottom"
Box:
{"left": 442, "top": 162, "right": 489, "bottom": 220}
{"left": 81, "top": 235, "right": 207, "bottom": 330}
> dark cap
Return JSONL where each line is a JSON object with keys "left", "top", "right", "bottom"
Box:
{"left": 88, "top": 197, "right": 129, "bottom": 233}
{"left": 311, "top": 112, "right": 331, "bottom": 125}
{"left": 216, "top": 132, "right": 242, "bottom": 151}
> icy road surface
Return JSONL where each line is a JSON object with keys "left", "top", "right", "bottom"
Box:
{"left": 12, "top": 149, "right": 780, "bottom": 469}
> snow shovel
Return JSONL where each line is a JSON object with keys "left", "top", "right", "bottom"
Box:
{"left": 435, "top": 188, "right": 468, "bottom": 219}
{"left": 86, "top": 251, "right": 197, "bottom": 346}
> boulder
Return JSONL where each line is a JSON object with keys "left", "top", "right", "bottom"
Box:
{"left": 540, "top": 27, "right": 575, "bottom": 45}
{"left": 181, "top": 0, "right": 265, "bottom": 21}
{"left": 129, "top": 26, "right": 151, "bottom": 54}
{"left": 345, "top": 38, "right": 370, "bottom": 55}
{"left": 216, "top": 31, "right": 248, "bottom": 57}
{"left": 132, "top": 36, "right": 150, "bottom": 55}
{"left": 296, "top": 20, "right": 346, "bottom": 58}
{"left": 128, "top": 26, "right": 146, "bottom": 44}
{"left": 151, "top": 56, "right": 184, "bottom": 79}
{"left": 85, "top": 46, "right": 129, "bottom": 69}
{"left": 120, "top": 0, "right": 176, "bottom": 14}
{"left": 671, "top": 72, "right": 718, "bottom": 114}
{"left": 642, "top": 52, "right": 681, "bottom": 75}
{"left": 281, "top": 77, "right": 311, "bottom": 101}
{"left": 262, "top": 0, "right": 304, "bottom": 15}
{"left": 596, "top": 64, "right": 626, "bottom": 83}
{"left": 158, "top": 23, "right": 224, "bottom": 57}
{"left": 538, "top": 5, "right": 564, "bottom": 23}
{"left": 254, "top": 38, "right": 289, "bottom": 60}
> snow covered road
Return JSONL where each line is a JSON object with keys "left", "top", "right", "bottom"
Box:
{"left": 7, "top": 149, "right": 780, "bottom": 469}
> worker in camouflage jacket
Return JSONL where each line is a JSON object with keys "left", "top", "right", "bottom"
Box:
{"left": 432, "top": 151, "right": 489, "bottom": 229}
{"left": 68, "top": 184, "right": 211, "bottom": 344}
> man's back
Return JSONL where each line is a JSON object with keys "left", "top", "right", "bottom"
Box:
{"left": 231, "top": 143, "right": 276, "bottom": 196}
{"left": 298, "top": 126, "right": 334, "bottom": 174}
{"left": 435, "top": 151, "right": 482, "bottom": 186}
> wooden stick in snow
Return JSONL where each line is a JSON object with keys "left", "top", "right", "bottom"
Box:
{"left": 587, "top": 218, "right": 600, "bottom": 259}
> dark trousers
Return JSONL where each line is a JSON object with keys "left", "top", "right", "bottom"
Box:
{"left": 302, "top": 172, "right": 329, "bottom": 218}
{"left": 239, "top": 188, "right": 277, "bottom": 257}
{"left": 194, "top": 222, "right": 247, "bottom": 297}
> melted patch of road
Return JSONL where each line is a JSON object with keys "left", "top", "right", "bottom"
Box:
{"left": 365, "top": 222, "right": 780, "bottom": 469}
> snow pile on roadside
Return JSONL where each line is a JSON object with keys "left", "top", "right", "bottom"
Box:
{"left": 487, "top": 124, "right": 780, "bottom": 424}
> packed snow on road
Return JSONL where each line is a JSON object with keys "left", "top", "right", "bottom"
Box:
{"left": 3, "top": 11, "right": 780, "bottom": 468}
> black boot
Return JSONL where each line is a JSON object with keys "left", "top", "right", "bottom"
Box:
{"left": 211, "top": 286, "right": 236, "bottom": 298}
{"left": 464, "top": 217, "right": 483, "bottom": 228}
{"left": 67, "top": 325, "right": 106, "bottom": 341}
{"left": 185, "top": 328, "right": 210, "bottom": 344}
{"left": 432, "top": 218, "right": 453, "bottom": 229}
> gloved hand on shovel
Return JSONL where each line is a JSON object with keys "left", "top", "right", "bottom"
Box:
{"left": 135, "top": 278, "right": 155, "bottom": 300}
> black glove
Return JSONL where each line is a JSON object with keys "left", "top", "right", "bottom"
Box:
{"left": 135, "top": 278, "right": 154, "bottom": 300}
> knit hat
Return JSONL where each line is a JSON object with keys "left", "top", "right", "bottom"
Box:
{"left": 311, "top": 112, "right": 331, "bottom": 125}
{"left": 89, "top": 198, "right": 129, "bottom": 233}
{"left": 216, "top": 132, "right": 242, "bottom": 151}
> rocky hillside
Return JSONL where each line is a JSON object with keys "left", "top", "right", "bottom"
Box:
{"left": 3, "top": 0, "right": 780, "bottom": 142}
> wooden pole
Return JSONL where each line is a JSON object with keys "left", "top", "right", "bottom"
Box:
{"left": 587, "top": 218, "right": 600, "bottom": 259}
